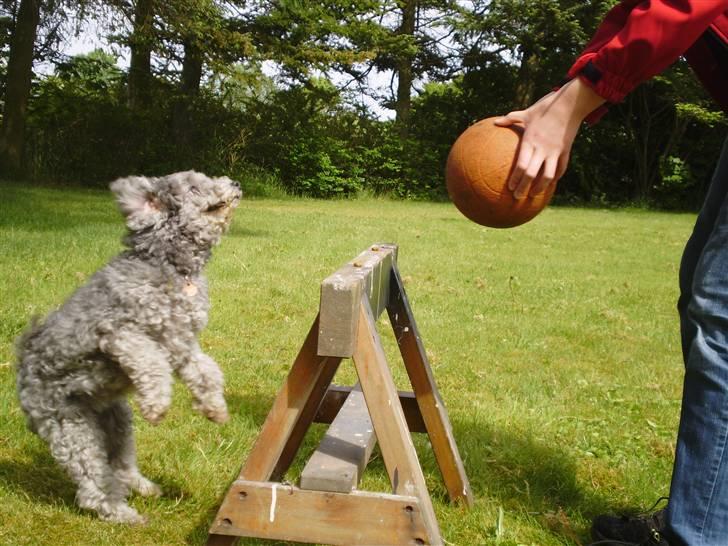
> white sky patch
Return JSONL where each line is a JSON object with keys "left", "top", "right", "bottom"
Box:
{"left": 52, "top": 17, "right": 396, "bottom": 119}
{"left": 36, "top": 17, "right": 131, "bottom": 76}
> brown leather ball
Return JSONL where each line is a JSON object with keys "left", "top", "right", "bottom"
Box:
{"left": 445, "top": 117, "right": 556, "bottom": 228}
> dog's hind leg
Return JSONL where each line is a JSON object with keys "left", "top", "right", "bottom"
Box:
{"left": 100, "top": 400, "right": 162, "bottom": 498}
{"left": 40, "top": 404, "right": 146, "bottom": 524}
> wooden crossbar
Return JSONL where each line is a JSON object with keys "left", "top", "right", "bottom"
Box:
{"left": 314, "top": 385, "right": 426, "bottom": 433}
{"left": 211, "top": 481, "right": 428, "bottom": 546}
{"left": 299, "top": 385, "right": 376, "bottom": 493}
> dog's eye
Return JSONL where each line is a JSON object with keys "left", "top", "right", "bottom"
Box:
{"left": 205, "top": 202, "right": 226, "bottom": 213}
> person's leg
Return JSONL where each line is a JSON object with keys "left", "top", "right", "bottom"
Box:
{"left": 591, "top": 137, "right": 728, "bottom": 546}
{"left": 677, "top": 136, "right": 728, "bottom": 363}
{"left": 667, "top": 135, "right": 728, "bottom": 546}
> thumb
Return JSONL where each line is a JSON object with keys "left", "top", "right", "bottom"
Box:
{"left": 493, "top": 111, "right": 527, "bottom": 127}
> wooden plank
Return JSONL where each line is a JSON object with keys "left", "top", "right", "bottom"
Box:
{"left": 387, "top": 266, "right": 474, "bottom": 507}
{"left": 238, "top": 315, "right": 342, "bottom": 482}
{"left": 318, "top": 266, "right": 363, "bottom": 359}
{"left": 318, "top": 243, "right": 398, "bottom": 357}
{"left": 207, "top": 316, "right": 342, "bottom": 546}
{"left": 315, "top": 384, "right": 427, "bottom": 433}
{"left": 370, "top": 245, "right": 395, "bottom": 317}
{"left": 352, "top": 297, "right": 442, "bottom": 545}
{"left": 300, "top": 385, "right": 377, "bottom": 493}
{"left": 210, "top": 480, "right": 429, "bottom": 545}
{"left": 204, "top": 533, "right": 236, "bottom": 546}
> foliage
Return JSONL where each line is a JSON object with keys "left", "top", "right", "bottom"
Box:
{"left": 583, "top": 61, "right": 726, "bottom": 209}
{"left": 243, "top": 0, "right": 383, "bottom": 79}
{"left": 2, "top": 0, "right": 727, "bottom": 208}
{"left": 27, "top": 50, "right": 155, "bottom": 182}
{"left": 0, "top": 1, "right": 11, "bottom": 102}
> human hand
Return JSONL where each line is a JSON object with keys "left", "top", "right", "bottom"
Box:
{"left": 494, "top": 78, "right": 605, "bottom": 199}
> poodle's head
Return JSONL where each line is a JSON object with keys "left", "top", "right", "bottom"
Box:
{"left": 111, "top": 171, "right": 242, "bottom": 252}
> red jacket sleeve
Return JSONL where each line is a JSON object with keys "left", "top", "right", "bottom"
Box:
{"left": 568, "top": 0, "right": 728, "bottom": 103}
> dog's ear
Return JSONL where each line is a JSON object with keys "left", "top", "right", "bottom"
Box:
{"left": 110, "top": 176, "right": 165, "bottom": 230}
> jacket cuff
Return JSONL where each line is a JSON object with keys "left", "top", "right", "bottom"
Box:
{"left": 565, "top": 56, "right": 638, "bottom": 125}
{"left": 567, "top": 56, "right": 635, "bottom": 103}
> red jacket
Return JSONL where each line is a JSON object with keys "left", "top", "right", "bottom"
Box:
{"left": 567, "top": 0, "right": 728, "bottom": 117}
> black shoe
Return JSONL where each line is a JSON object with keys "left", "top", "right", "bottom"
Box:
{"left": 590, "top": 497, "right": 670, "bottom": 545}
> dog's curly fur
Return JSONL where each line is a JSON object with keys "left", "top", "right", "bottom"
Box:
{"left": 15, "top": 171, "right": 242, "bottom": 523}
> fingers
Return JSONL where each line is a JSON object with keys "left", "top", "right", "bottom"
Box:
{"left": 508, "top": 141, "right": 571, "bottom": 199}
{"left": 555, "top": 151, "right": 570, "bottom": 181}
{"left": 510, "top": 149, "right": 566, "bottom": 199}
{"left": 511, "top": 147, "right": 546, "bottom": 200}
{"left": 500, "top": 110, "right": 542, "bottom": 198}
{"left": 507, "top": 142, "right": 533, "bottom": 194}
{"left": 494, "top": 103, "right": 573, "bottom": 199}
{"left": 529, "top": 156, "right": 558, "bottom": 196}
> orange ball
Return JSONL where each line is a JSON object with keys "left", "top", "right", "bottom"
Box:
{"left": 445, "top": 117, "right": 556, "bottom": 228}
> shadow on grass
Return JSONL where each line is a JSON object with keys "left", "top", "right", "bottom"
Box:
{"left": 0, "top": 448, "right": 77, "bottom": 508}
{"left": 452, "top": 415, "right": 610, "bottom": 543}
{"left": 0, "top": 444, "right": 192, "bottom": 518}
{"left": 184, "top": 388, "right": 334, "bottom": 546}
{"left": 184, "top": 390, "right": 610, "bottom": 545}
{"left": 225, "top": 389, "right": 276, "bottom": 426}
{"left": 3, "top": 399, "right": 612, "bottom": 545}
{"left": 226, "top": 225, "right": 272, "bottom": 239}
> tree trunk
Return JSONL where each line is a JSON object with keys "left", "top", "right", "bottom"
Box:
{"left": 180, "top": 40, "right": 203, "bottom": 97}
{"left": 394, "top": 0, "right": 416, "bottom": 141}
{"left": 514, "top": 46, "right": 538, "bottom": 109}
{"left": 173, "top": 40, "right": 203, "bottom": 150}
{"left": 128, "top": 0, "right": 154, "bottom": 110}
{"left": 629, "top": 86, "right": 670, "bottom": 202}
{"left": 0, "top": 0, "right": 41, "bottom": 176}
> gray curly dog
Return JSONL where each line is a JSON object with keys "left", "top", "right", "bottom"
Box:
{"left": 15, "top": 171, "right": 242, "bottom": 524}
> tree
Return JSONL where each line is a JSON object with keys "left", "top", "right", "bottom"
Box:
{"left": 1, "top": 2, "right": 13, "bottom": 101}
{"left": 0, "top": 0, "right": 40, "bottom": 174}
{"left": 1, "top": 0, "right": 98, "bottom": 176}
{"left": 452, "top": 0, "right": 613, "bottom": 108}
{"left": 394, "top": 0, "right": 416, "bottom": 137}
{"left": 127, "top": 0, "right": 154, "bottom": 109}
{"left": 162, "top": 0, "right": 253, "bottom": 148}
{"left": 240, "top": 0, "right": 381, "bottom": 80}
{"left": 615, "top": 62, "right": 727, "bottom": 204}
{"left": 363, "top": 0, "right": 459, "bottom": 138}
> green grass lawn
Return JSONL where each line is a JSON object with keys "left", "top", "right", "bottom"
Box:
{"left": 0, "top": 180, "right": 695, "bottom": 545}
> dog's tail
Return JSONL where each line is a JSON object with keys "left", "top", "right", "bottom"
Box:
{"left": 14, "top": 317, "right": 46, "bottom": 435}
{"left": 14, "top": 316, "right": 44, "bottom": 368}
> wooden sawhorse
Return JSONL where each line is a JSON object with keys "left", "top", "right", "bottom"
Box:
{"left": 207, "top": 243, "right": 472, "bottom": 545}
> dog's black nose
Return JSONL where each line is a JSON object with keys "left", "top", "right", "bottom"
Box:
{"left": 231, "top": 180, "right": 241, "bottom": 189}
